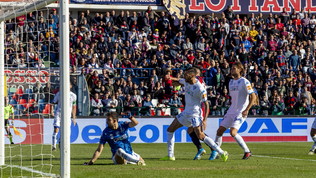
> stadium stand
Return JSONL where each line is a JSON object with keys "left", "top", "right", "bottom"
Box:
{"left": 3, "top": 6, "right": 316, "bottom": 116}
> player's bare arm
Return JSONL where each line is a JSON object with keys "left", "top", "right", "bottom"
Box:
{"left": 202, "top": 100, "right": 210, "bottom": 130}
{"left": 72, "top": 104, "right": 77, "bottom": 125}
{"left": 242, "top": 93, "right": 256, "bottom": 118}
{"left": 85, "top": 144, "right": 104, "bottom": 165}
{"left": 128, "top": 116, "right": 139, "bottom": 128}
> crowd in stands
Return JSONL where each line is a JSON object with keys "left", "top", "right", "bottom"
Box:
{"left": 3, "top": 6, "right": 316, "bottom": 116}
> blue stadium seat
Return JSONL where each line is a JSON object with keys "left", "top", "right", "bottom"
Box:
{"left": 38, "top": 99, "right": 45, "bottom": 112}
{"left": 9, "top": 99, "right": 17, "bottom": 106}
{"left": 14, "top": 110, "right": 20, "bottom": 116}
{"left": 25, "top": 88, "right": 33, "bottom": 94}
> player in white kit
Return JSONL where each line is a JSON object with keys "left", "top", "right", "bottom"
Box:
{"left": 308, "top": 119, "right": 316, "bottom": 155}
{"left": 211, "top": 62, "right": 256, "bottom": 160}
{"left": 51, "top": 83, "right": 77, "bottom": 151}
{"left": 160, "top": 69, "right": 228, "bottom": 162}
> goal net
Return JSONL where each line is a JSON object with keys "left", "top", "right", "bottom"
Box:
{"left": 0, "top": 0, "right": 64, "bottom": 177}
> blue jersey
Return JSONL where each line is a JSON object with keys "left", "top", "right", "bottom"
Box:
{"left": 99, "top": 121, "right": 133, "bottom": 156}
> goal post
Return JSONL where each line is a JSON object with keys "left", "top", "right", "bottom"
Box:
{"left": 0, "top": 21, "right": 5, "bottom": 167}
{"left": 59, "top": 0, "right": 71, "bottom": 177}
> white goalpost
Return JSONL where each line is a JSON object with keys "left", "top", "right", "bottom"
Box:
{"left": 59, "top": 0, "right": 71, "bottom": 177}
{"left": 0, "top": 0, "right": 71, "bottom": 177}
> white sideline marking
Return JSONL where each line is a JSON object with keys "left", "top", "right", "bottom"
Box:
{"left": 8, "top": 165, "right": 57, "bottom": 177}
{"left": 253, "top": 155, "right": 316, "bottom": 162}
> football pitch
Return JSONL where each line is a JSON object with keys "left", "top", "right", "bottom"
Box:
{"left": 1, "top": 142, "right": 316, "bottom": 177}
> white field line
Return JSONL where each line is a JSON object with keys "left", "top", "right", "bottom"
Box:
{"left": 7, "top": 165, "right": 58, "bottom": 177}
{"left": 253, "top": 154, "right": 316, "bottom": 162}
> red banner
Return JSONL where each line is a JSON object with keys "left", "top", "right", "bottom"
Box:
{"left": 9, "top": 118, "right": 43, "bottom": 144}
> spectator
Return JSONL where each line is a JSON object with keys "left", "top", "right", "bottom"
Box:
{"left": 206, "top": 60, "right": 217, "bottom": 87}
{"left": 210, "top": 93, "right": 224, "bottom": 116}
{"left": 168, "top": 93, "right": 182, "bottom": 116}
{"left": 288, "top": 50, "right": 300, "bottom": 72}
{"left": 91, "top": 93, "right": 103, "bottom": 116}
{"left": 295, "top": 97, "right": 311, "bottom": 115}
{"left": 271, "top": 96, "right": 285, "bottom": 115}
{"left": 141, "top": 95, "right": 154, "bottom": 116}
{"left": 107, "top": 94, "right": 118, "bottom": 113}
{"left": 123, "top": 94, "right": 136, "bottom": 116}
{"left": 260, "top": 95, "right": 271, "bottom": 116}
{"left": 105, "top": 78, "right": 115, "bottom": 96}
{"left": 284, "top": 90, "right": 298, "bottom": 115}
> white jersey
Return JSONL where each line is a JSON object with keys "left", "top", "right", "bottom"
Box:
{"left": 227, "top": 77, "right": 254, "bottom": 114}
{"left": 53, "top": 91, "right": 77, "bottom": 115}
{"left": 179, "top": 78, "right": 207, "bottom": 116}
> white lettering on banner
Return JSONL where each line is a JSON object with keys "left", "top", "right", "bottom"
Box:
{"left": 5, "top": 69, "right": 50, "bottom": 84}
{"left": 42, "top": 117, "right": 315, "bottom": 144}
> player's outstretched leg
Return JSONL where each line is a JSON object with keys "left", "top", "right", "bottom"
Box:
{"left": 188, "top": 127, "right": 206, "bottom": 160}
{"left": 160, "top": 131, "right": 176, "bottom": 161}
{"left": 194, "top": 127, "right": 228, "bottom": 162}
{"left": 52, "top": 128, "right": 59, "bottom": 151}
{"left": 161, "top": 118, "right": 182, "bottom": 161}
{"left": 210, "top": 128, "right": 225, "bottom": 160}
{"left": 203, "top": 136, "right": 228, "bottom": 162}
{"left": 116, "top": 148, "right": 146, "bottom": 166}
{"left": 231, "top": 128, "right": 251, "bottom": 160}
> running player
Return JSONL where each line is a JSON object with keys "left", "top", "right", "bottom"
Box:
{"left": 51, "top": 83, "right": 77, "bottom": 151}
{"left": 160, "top": 69, "right": 228, "bottom": 161}
{"left": 84, "top": 112, "right": 146, "bottom": 165}
{"left": 211, "top": 62, "right": 256, "bottom": 160}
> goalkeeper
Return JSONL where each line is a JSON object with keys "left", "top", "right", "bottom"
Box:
{"left": 4, "top": 97, "right": 14, "bottom": 144}
{"left": 84, "top": 112, "right": 145, "bottom": 166}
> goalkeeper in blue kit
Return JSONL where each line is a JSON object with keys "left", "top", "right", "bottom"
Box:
{"left": 84, "top": 112, "right": 145, "bottom": 165}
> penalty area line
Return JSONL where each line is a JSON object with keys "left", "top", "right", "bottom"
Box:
{"left": 253, "top": 155, "right": 316, "bottom": 162}
{"left": 8, "top": 165, "right": 57, "bottom": 177}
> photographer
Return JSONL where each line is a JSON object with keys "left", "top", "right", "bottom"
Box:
{"left": 270, "top": 96, "right": 285, "bottom": 115}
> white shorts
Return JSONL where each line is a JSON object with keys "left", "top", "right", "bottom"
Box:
{"left": 112, "top": 151, "right": 140, "bottom": 165}
{"left": 53, "top": 113, "right": 71, "bottom": 128}
{"left": 312, "top": 118, "right": 316, "bottom": 129}
{"left": 176, "top": 111, "right": 202, "bottom": 127}
{"left": 220, "top": 113, "right": 246, "bottom": 130}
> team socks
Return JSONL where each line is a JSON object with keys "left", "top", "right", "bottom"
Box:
{"left": 311, "top": 136, "right": 316, "bottom": 151}
{"left": 234, "top": 134, "right": 250, "bottom": 153}
{"left": 52, "top": 132, "right": 57, "bottom": 148}
{"left": 215, "top": 135, "right": 223, "bottom": 147}
{"left": 203, "top": 136, "right": 224, "bottom": 155}
{"left": 167, "top": 131, "right": 175, "bottom": 157}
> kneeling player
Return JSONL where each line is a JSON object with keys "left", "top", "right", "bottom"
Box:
{"left": 84, "top": 112, "right": 145, "bottom": 165}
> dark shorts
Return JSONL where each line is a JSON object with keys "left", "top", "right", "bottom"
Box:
{"left": 5, "top": 119, "right": 9, "bottom": 127}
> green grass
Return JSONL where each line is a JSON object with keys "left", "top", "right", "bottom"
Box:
{"left": 1, "top": 142, "right": 316, "bottom": 177}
